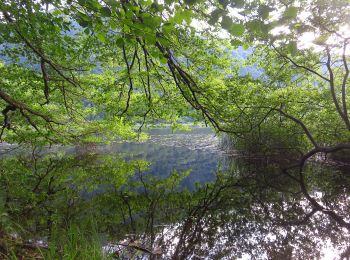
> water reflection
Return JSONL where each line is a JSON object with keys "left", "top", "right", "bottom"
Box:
{"left": 93, "top": 127, "right": 221, "bottom": 190}
{"left": 0, "top": 129, "right": 350, "bottom": 259}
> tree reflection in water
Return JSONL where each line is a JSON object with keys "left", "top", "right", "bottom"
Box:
{"left": 0, "top": 146, "right": 350, "bottom": 259}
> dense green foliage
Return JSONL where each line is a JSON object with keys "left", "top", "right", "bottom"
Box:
{"left": 1, "top": 0, "right": 350, "bottom": 258}
{"left": 0, "top": 0, "right": 349, "bottom": 159}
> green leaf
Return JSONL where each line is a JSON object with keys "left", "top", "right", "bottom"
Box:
{"left": 131, "top": 23, "right": 145, "bottom": 36}
{"left": 78, "top": 0, "right": 87, "bottom": 5}
{"left": 123, "top": 24, "right": 130, "bottom": 33}
{"left": 221, "top": 16, "right": 233, "bottom": 30}
{"left": 287, "top": 41, "right": 298, "bottom": 56}
{"left": 313, "top": 34, "right": 329, "bottom": 45}
{"left": 141, "top": 0, "right": 152, "bottom": 6}
{"left": 229, "top": 23, "right": 245, "bottom": 36}
{"left": 247, "top": 20, "right": 261, "bottom": 32}
{"left": 145, "top": 33, "right": 156, "bottom": 44}
{"left": 101, "top": 7, "right": 111, "bottom": 17}
{"left": 89, "top": 0, "right": 103, "bottom": 10}
{"left": 96, "top": 32, "right": 106, "bottom": 43}
{"left": 142, "top": 14, "right": 162, "bottom": 28}
{"left": 258, "top": 5, "right": 270, "bottom": 20}
{"left": 184, "top": 0, "right": 197, "bottom": 6}
{"left": 116, "top": 38, "right": 124, "bottom": 48}
{"left": 230, "top": 39, "right": 242, "bottom": 46}
{"left": 78, "top": 19, "right": 89, "bottom": 27}
{"left": 107, "top": 0, "right": 119, "bottom": 8}
{"left": 162, "top": 22, "right": 174, "bottom": 35}
{"left": 174, "top": 9, "right": 192, "bottom": 24}
{"left": 110, "top": 20, "right": 118, "bottom": 30}
{"left": 160, "top": 57, "right": 168, "bottom": 64}
{"left": 131, "top": 5, "right": 140, "bottom": 13}
{"left": 219, "top": 0, "right": 229, "bottom": 8}
{"left": 231, "top": 0, "right": 244, "bottom": 8}
{"left": 182, "top": 10, "right": 192, "bottom": 24}
{"left": 76, "top": 12, "right": 91, "bottom": 27}
{"left": 208, "top": 9, "right": 226, "bottom": 26}
{"left": 157, "top": 37, "right": 171, "bottom": 47}
{"left": 150, "top": 49, "right": 160, "bottom": 59}
{"left": 284, "top": 6, "right": 298, "bottom": 19}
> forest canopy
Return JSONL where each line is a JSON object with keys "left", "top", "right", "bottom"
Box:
{"left": 0, "top": 0, "right": 350, "bottom": 166}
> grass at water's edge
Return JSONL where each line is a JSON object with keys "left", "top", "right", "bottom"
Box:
{"left": 0, "top": 221, "right": 112, "bottom": 260}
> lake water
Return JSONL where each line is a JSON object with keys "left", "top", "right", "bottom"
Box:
{"left": 0, "top": 128, "right": 349, "bottom": 259}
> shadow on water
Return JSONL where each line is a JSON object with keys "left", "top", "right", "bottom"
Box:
{"left": 0, "top": 128, "right": 350, "bottom": 259}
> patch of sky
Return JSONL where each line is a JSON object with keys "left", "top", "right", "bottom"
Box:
{"left": 239, "top": 65, "right": 264, "bottom": 79}
{"left": 231, "top": 46, "right": 254, "bottom": 59}
{"left": 0, "top": 43, "right": 29, "bottom": 65}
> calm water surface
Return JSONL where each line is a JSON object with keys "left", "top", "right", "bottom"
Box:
{"left": 0, "top": 128, "right": 349, "bottom": 259}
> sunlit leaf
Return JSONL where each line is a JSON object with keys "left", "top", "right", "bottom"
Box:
{"left": 229, "top": 23, "right": 245, "bottom": 36}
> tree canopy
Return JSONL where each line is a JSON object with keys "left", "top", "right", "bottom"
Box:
{"left": 0, "top": 0, "right": 350, "bottom": 166}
